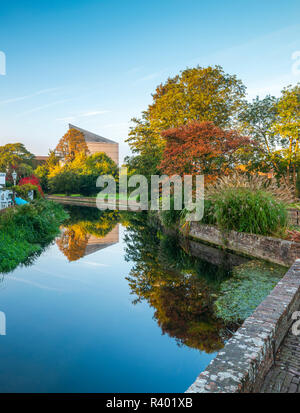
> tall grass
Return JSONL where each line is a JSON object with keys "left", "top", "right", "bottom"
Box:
{"left": 213, "top": 188, "right": 287, "bottom": 235}
{"left": 0, "top": 199, "right": 68, "bottom": 273}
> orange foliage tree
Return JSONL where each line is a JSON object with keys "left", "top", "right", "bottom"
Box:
{"left": 160, "top": 121, "right": 251, "bottom": 178}
{"left": 55, "top": 128, "right": 89, "bottom": 162}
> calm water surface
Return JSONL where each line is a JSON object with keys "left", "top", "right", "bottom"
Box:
{"left": 0, "top": 206, "right": 285, "bottom": 392}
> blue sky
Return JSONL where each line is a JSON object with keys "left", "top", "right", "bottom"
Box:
{"left": 0, "top": 0, "right": 299, "bottom": 161}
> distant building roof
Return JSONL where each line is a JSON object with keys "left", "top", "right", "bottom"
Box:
{"left": 35, "top": 156, "right": 49, "bottom": 161}
{"left": 68, "top": 124, "right": 117, "bottom": 145}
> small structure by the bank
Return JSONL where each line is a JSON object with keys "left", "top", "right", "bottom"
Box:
{"left": 0, "top": 172, "right": 34, "bottom": 210}
{"left": 0, "top": 173, "right": 12, "bottom": 209}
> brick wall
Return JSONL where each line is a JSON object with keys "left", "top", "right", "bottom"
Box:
{"left": 187, "top": 222, "right": 300, "bottom": 267}
{"left": 186, "top": 259, "right": 300, "bottom": 393}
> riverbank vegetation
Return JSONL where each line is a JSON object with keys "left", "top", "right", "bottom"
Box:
{"left": 160, "top": 174, "right": 293, "bottom": 238}
{"left": 0, "top": 199, "right": 68, "bottom": 273}
{"left": 204, "top": 174, "right": 292, "bottom": 236}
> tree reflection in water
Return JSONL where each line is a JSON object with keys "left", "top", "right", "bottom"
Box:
{"left": 56, "top": 206, "right": 120, "bottom": 262}
{"left": 123, "top": 213, "right": 234, "bottom": 353}
{"left": 123, "top": 213, "right": 286, "bottom": 353}
{"left": 54, "top": 208, "right": 286, "bottom": 354}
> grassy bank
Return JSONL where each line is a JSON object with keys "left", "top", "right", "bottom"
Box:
{"left": 0, "top": 199, "right": 68, "bottom": 273}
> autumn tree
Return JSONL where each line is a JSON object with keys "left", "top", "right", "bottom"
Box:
{"left": 159, "top": 121, "right": 250, "bottom": 178}
{"left": 55, "top": 128, "right": 89, "bottom": 162}
{"left": 126, "top": 66, "right": 246, "bottom": 175}
{"left": 148, "top": 65, "right": 246, "bottom": 131}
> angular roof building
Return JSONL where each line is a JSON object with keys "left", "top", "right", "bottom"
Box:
{"left": 69, "top": 124, "right": 119, "bottom": 165}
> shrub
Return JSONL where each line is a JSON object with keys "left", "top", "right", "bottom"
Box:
{"left": 48, "top": 170, "right": 79, "bottom": 195}
{"left": 213, "top": 188, "right": 287, "bottom": 235}
{"left": 79, "top": 174, "right": 99, "bottom": 196}
{"left": 12, "top": 183, "right": 42, "bottom": 201}
{"left": 18, "top": 175, "right": 44, "bottom": 197}
{"left": 0, "top": 199, "right": 68, "bottom": 273}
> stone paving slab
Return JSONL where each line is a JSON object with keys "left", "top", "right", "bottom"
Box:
{"left": 260, "top": 315, "right": 300, "bottom": 393}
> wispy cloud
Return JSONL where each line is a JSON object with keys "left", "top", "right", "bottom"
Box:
{"left": 83, "top": 261, "right": 110, "bottom": 267}
{"left": 81, "top": 110, "right": 109, "bottom": 117}
{"left": 8, "top": 276, "right": 62, "bottom": 291}
{"left": 0, "top": 87, "right": 59, "bottom": 105}
{"left": 56, "top": 109, "right": 109, "bottom": 123}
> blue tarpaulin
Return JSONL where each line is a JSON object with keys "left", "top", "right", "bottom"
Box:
{"left": 15, "top": 197, "right": 28, "bottom": 205}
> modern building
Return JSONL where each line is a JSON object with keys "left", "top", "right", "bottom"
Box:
{"left": 69, "top": 124, "right": 119, "bottom": 165}
{"left": 33, "top": 125, "right": 119, "bottom": 166}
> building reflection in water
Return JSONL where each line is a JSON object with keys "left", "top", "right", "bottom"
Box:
{"left": 84, "top": 225, "right": 119, "bottom": 257}
{"left": 56, "top": 206, "right": 120, "bottom": 262}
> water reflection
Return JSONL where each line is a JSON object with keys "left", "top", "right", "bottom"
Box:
{"left": 53, "top": 207, "right": 286, "bottom": 353}
{"left": 0, "top": 205, "right": 288, "bottom": 392}
{"left": 122, "top": 213, "right": 286, "bottom": 352}
{"left": 124, "top": 215, "right": 232, "bottom": 353}
{"left": 56, "top": 206, "right": 120, "bottom": 261}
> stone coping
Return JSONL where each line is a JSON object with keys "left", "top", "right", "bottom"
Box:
{"left": 186, "top": 259, "right": 300, "bottom": 393}
{"left": 188, "top": 222, "right": 300, "bottom": 267}
{"left": 47, "top": 195, "right": 147, "bottom": 210}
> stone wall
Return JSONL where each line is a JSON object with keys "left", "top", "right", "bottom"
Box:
{"left": 187, "top": 222, "right": 300, "bottom": 267}
{"left": 186, "top": 259, "right": 300, "bottom": 393}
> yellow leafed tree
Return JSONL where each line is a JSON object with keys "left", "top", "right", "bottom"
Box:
{"left": 55, "top": 128, "right": 89, "bottom": 162}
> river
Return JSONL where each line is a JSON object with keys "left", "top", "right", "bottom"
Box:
{"left": 0, "top": 205, "right": 286, "bottom": 392}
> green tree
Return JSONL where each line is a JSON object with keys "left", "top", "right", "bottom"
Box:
{"left": 273, "top": 84, "right": 300, "bottom": 186}
{"left": 35, "top": 150, "right": 60, "bottom": 192}
{"left": 238, "top": 96, "right": 281, "bottom": 175}
{"left": 48, "top": 170, "right": 79, "bottom": 195}
{"left": 84, "top": 152, "right": 118, "bottom": 177}
{"left": 0, "top": 143, "right": 34, "bottom": 178}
